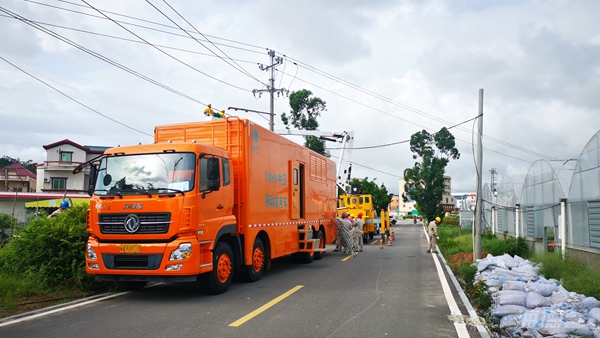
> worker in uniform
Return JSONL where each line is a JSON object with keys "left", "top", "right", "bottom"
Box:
{"left": 203, "top": 103, "right": 214, "bottom": 116}
{"left": 335, "top": 212, "right": 355, "bottom": 256}
{"left": 353, "top": 212, "right": 364, "bottom": 252}
{"left": 427, "top": 217, "right": 441, "bottom": 253}
{"left": 48, "top": 200, "right": 69, "bottom": 219}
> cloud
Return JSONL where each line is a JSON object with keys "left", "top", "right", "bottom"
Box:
{"left": 0, "top": 0, "right": 599, "bottom": 198}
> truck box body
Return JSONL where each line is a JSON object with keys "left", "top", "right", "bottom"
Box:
{"left": 85, "top": 117, "right": 337, "bottom": 293}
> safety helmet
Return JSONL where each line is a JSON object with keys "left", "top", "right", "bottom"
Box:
{"left": 435, "top": 217, "right": 441, "bottom": 223}
{"left": 349, "top": 214, "right": 355, "bottom": 218}
{"left": 60, "top": 200, "right": 69, "bottom": 209}
{"left": 357, "top": 213, "right": 363, "bottom": 218}
{"left": 341, "top": 212, "right": 348, "bottom": 218}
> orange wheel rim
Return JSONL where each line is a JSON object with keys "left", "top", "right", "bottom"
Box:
{"left": 216, "top": 254, "right": 232, "bottom": 283}
{"left": 252, "top": 247, "right": 264, "bottom": 273}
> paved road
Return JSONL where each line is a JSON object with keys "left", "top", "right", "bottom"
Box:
{"left": 0, "top": 219, "right": 490, "bottom": 338}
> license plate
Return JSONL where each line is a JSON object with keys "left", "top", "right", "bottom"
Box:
{"left": 120, "top": 244, "right": 141, "bottom": 253}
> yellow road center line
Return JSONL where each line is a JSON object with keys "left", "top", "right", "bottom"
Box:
{"left": 228, "top": 285, "right": 304, "bottom": 327}
{"left": 341, "top": 254, "right": 352, "bottom": 261}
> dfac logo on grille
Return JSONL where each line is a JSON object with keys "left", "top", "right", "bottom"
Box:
{"left": 123, "top": 214, "right": 141, "bottom": 233}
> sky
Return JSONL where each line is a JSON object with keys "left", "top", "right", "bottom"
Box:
{"left": 1, "top": 0, "right": 599, "bottom": 196}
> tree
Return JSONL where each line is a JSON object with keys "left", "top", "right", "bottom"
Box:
{"left": 0, "top": 156, "right": 37, "bottom": 173}
{"left": 403, "top": 127, "right": 460, "bottom": 223}
{"left": 348, "top": 177, "right": 393, "bottom": 212}
{"left": 281, "top": 89, "right": 329, "bottom": 157}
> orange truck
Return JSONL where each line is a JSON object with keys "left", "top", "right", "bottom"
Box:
{"left": 79, "top": 116, "right": 338, "bottom": 294}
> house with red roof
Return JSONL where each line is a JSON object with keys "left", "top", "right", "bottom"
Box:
{"left": 0, "top": 163, "right": 37, "bottom": 192}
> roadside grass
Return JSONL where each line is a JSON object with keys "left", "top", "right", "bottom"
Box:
{"left": 0, "top": 205, "right": 116, "bottom": 319}
{"left": 529, "top": 252, "right": 600, "bottom": 300}
{"left": 0, "top": 272, "right": 95, "bottom": 318}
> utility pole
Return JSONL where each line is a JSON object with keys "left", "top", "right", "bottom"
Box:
{"left": 474, "top": 89, "right": 484, "bottom": 261}
{"left": 253, "top": 50, "right": 289, "bottom": 131}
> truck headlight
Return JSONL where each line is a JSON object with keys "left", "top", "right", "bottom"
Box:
{"left": 169, "top": 243, "right": 192, "bottom": 261}
{"left": 87, "top": 242, "right": 97, "bottom": 260}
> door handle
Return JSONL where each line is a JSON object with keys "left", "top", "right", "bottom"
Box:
{"left": 217, "top": 205, "right": 224, "bottom": 210}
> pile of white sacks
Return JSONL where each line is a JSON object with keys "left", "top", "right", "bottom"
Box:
{"left": 475, "top": 253, "right": 600, "bottom": 337}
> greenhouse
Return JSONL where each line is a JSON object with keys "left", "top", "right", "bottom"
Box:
{"left": 494, "top": 174, "right": 524, "bottom": 236}
{"left": 520, "top": 159, "right": 572, "bottom": 243}
{"left": 568, "top": 129, "right": 600, "bottom": 250}
{"left": 463, "top": 129, "right": 600, "bottom": 269}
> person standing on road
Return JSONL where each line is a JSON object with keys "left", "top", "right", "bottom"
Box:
{"left": 337, "top": 212, "right": 355, "bottom": 256}
{"left": 427, "top": 217, "right": 441, "bottom": 253}
{"left": 353, "top": 212, "right": 364, "bottom": 252}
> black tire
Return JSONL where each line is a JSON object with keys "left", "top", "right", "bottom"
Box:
{"left": 116, "top": 281, "right": 147, "bottom": 291}
{"left": 202, "top": 242, "right": 234, "bottom": 295}
{"left": 313, "top": 230, "right": 326, "bottom": 260}
{"left": 242, "top": 238, "right": 265, "bottom": 282}
{"left": 369, "top": 232, "right": 374, "bottom": 239}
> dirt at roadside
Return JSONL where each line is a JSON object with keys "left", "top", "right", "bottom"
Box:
{"left": 447, "top": 251, "right": 489, "bottom": 266}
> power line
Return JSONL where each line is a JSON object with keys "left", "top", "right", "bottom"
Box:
{"left": 280, "top": 54, "right": 562, "bottom": 162}
{"left": 0, "top": 55, "right": 152, "bottom": 137}
{"left": 29, "top": 1, "right": 565, "bottom": 163}
{"left": 14, "top": 2, "right": 572, "bottom": 166}
{"left": 147, "top": 0, "right": 265, "bottom": 85}
{"left": 0, "top": 6, "right": 212, "bottom": 107}
{"left": 81, "top": 0, "right": 250, "bottom": 92}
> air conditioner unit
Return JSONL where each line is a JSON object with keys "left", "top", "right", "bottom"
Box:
{"left": 43, "top": 178, "right": 49, "bottom": 183}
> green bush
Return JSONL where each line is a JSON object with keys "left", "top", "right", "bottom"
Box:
{"left": 483, "top": 235, "right": 530, "bottom": 258}
{"left": 0, "top": 213, "right": 17, "bottom": 230}
{"left": 0, "top": 204, "right": 113, "bottom": 292}
{"left": 442, "top": 215, "right": 460, "bottom": 226}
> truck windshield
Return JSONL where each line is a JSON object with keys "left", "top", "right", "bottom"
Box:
{"left": 94, "top": 153, "right": 196, "bottom": 195}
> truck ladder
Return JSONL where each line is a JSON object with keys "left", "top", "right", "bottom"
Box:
{"left": 297, "top": 226, "right": 325, "bottom": 253}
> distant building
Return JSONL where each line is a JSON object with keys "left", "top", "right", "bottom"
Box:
{"left": 0, "top": 163, "right": 36, "bottom": 192}
{"left": 453, "top": 193, "right": 477, "bottom": 211}
{"left": 36, "top": 139, "right": 110, "bottom": 194}
{"left": 388, "top": 195, "right": 400, "bottom": 217}
{"left": 442, "top": 176, "right": 455, "bottom": 212}
{"left": 0, "top": 139, "right": 111, "bottom": 224}
{"left": 397, "top": 178, "right": 418, "bottom": 216}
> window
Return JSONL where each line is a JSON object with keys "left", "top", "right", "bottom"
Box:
{"left": 222, "top": 158, "right": 230, "bottom": 186}
{"left": 199, "top": 156, "right": 220, "bottom": 192}
{"left": 60, "top": 151, "right": 73, "bottom": 162}
{"left": 293, "top": 168, "right": 298, "bottom": 185}
{"left": 52, "top": 178, "right": 66, "bottom": 190}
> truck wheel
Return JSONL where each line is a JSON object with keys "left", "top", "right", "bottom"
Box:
{"left": 313, "top": 230, "right": 325, "bottom": 260}
{"left": 116, "top": 281, "right": 147, "bottom": 291}
{"left": 203, "top": 242, "right": 233, "bottom": 295}
{"left": 242, "top": 238, "right": 265, "bottom": 282}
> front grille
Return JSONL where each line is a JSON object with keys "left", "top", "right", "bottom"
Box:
{"left": 102, "top": 254, "right": 163, "bottom": 270}
{"left": 99, "top": 213, "right": 171, "bottom": 234}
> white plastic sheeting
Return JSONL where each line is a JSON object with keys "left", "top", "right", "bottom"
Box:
{"left": 475, "top": 254, "right": 600, "bottom": 337}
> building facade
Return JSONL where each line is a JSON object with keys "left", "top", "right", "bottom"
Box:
{"left": 36, "top": 139, "right": 109, "bottom": 194}
{"left": 0, "top": 163, "right": 36, "bottom": 192}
